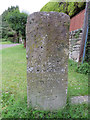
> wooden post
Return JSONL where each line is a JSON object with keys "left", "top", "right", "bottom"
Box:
{"left": 79, "top": 2, "right": 89, "bottom": 63}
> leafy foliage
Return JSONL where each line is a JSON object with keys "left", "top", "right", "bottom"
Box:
{"left": 74, "top": 29, "right": 82, "bottom": 38}
{"left": 6, "top": 9, "right": 28, "bottom": 39}
{"left": 85, "top": 16, "right": 90, "bottom": 64}
{"left": 2, "top": 6, "right": 19, "bottom": 21}
{"left": 40, "top": 2, "right": 86, "bottom": 18}
{"left": 69, "top": 59, "right": 89, "bottom": 75}
{"left": 1, "top": 6, "right": 28, "bottom": 43}
{"left": 1, "top": 6, "right": 19, "bottom": 39}
{"left": 76, "top": 62, "right": 90, "bottom": 74}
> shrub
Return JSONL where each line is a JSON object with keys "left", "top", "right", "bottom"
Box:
{"left": 76, "top": 62, "right": 90, "bottom": 74}
{"left": 74, "top": 29, "right": 82, "bottom": 38}
{"left": 68, "top": 59, "right": 77, "bottom": 69}
{"left": 40, "top": 2, "right": 86, "bottom": 18}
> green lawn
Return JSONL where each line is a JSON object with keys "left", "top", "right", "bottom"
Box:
{"left": 2, "top": 45, "right": 27, "bottom": 99}
{"left": 0, "top": 40, "right": 13, "bottom": 44}
{"left": 1, "top": 45, "right": 88, "bottom": 118}
{"left": 68, "top": 59, "right": 88, "bottom": 97}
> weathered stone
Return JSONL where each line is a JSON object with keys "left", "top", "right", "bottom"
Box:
{"left": 69, "top": 29, "right": 83, "bottom": 62}
{"left": 26, "top": 12, "right": 70, "bottom": 110}
{"left": 70, "top": 96, "right": 88, "bottom": 104}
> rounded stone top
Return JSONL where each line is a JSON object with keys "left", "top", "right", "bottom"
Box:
{"left": 27, "top": 12, "right": 70, "bottom": 23}
{"left": 29, "top": 11, "right": 69, "bottom": 17}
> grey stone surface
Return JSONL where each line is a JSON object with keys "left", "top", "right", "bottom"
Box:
{"left": 69, "top": 30, "right": 83, "bottom": 62}
{"left": 26, "top": 12, "right": 70, "bottom": 110}
{"left": 70, "top": 96, "right": 88, "bottom": 104}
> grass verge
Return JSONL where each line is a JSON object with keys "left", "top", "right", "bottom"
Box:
{"left": 0, "top": 39, "right": 15, "bottom": 44}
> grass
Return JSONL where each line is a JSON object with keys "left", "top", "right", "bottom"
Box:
{"left": 0, "top": 41, "right": 13, "bottom": 44}
{"left": 68, "top": 60, "right": 88, "bottom": 97}
{"left": 1, "top": 45, "right": 88, "bottom": 119}
{"left": 2, "top": 45, "right": 27, "bottom": 99}
{"left": 0, "top": 39, "right": 14, "bottom": 44}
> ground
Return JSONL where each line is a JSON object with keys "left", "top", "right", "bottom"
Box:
{"left": 0, "top": 44, "right": 88, "bottom": 119}
{"left": 0, "top": 44, "right": 20, "bottom": 50}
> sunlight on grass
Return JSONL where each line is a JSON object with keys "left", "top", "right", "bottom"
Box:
{"left": 68, "top": 60, "right": 88, "bottom": 97}
{"left": 2, "top": 45, "right": 27, "bottom": 100}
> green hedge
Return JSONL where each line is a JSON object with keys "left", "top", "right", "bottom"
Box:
{"left": 40, "top": 2, "right": 86, "bottom": 18}
{"left": 76, "top": 62, "right": 90, "bottom": 74}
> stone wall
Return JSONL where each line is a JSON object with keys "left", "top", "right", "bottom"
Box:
{"left": 69, "top": 29, "right": 82, "bottom": 62}
{"left": 26, "top": 12, "right": 70, "bottom": 111}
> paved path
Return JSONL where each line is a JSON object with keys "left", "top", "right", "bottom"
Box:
{"left": 0, "top": 44, "right": 20, "bottom": 50}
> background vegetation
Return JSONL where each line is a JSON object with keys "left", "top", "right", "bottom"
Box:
{"left": 1, "top": 6, "right": 28, "bottom": 43}
{"left": 40, "top": 2, "right": 86, "bottom": 18}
